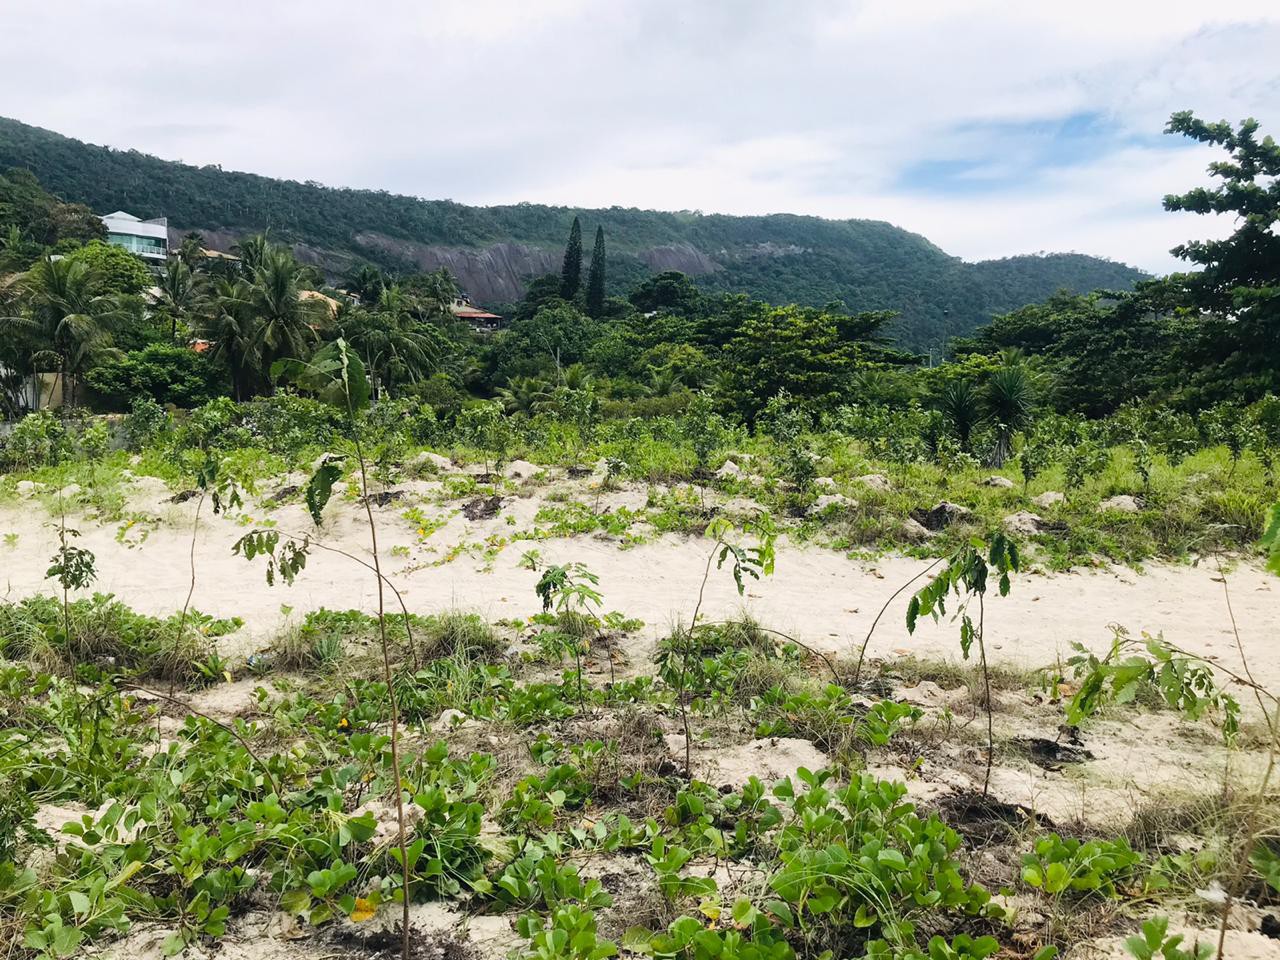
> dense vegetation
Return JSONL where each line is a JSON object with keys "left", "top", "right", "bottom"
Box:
{"left": 0, "top": 115, "right": 1145, "bottom": 350}
{"left": 0, "top": 343, "right": 1276, "bottom": 960}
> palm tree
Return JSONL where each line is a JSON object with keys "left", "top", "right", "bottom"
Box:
{"left": 232, "top": 234, "right": 271, "bottom": 276}
{"left": 344, "top": 264, "right": 387, "bottom": 303}
{"left": 246, "top": 247, "right": 325, "bottom": 388}
{"left": 152, "top": 259, "right": 202, "bottom": 341}
{"left": 938, "top": 380, "right": 981, "bottom": 452}
{"left": 177, "top": 232, "right": 207, "bottom": 269}
{"left": 986, "top": 360, "right": 1038, "bottom": 466}
{"left": 3, "top": 257, "right": 126, "bottom": 406}
{"left": 647, "top": 366, "right": 682, "bottom": 397}
{"left": 496, "top": 375, "right": 552, "bottom": 415}
{"left": 407, "top": 268, "right": 459, "bottom": 320}
{"left": 340, "top": 301, "right": 444, "bottom": 398}
{"left": 198, "top": 276, "right": 257, "bottom": 400}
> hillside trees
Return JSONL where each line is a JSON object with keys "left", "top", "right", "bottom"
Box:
{"left": 0, "top": 166, "right": 104, "bottom": 262}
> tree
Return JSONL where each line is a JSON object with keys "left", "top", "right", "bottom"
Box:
{"left": 338, "top": 287, "right": 445, "bottom": 398}
{"left": 0, "top": 167, "right": 104, "bottom": 254}
{"left": 496, "top": 375, "right": 552, "bottom": 415}
{"left": 245, "top": 246, "right": 326, "bottom": 391}
{"left": 585, "top": 225, "right": 606, "bottom": 318}
{"left": 1163, "top": 112, "right": 1280, "bottom": 401}
{"left": 494, "top": 302, "right": 597, "bottom": 383}
{"left": 629, "top": 271, "right": 703, "bottom": 318}
{"left": 176, "top": 232, "right": 207, "bottom": 268}
{"left": 4, "top": 256, "right": 126, "bottom": 405}
{"left": 85, "top": 342, "right": 224, "bottom": 408}
{"left": 559, "top": 216, "right": 582, "bottom": 300}
{"left": 152, "top": 259, "right": 202, "bottom": 341}
{"left": 938, "top": 380, "right": 981, "bottom": 452}
{"left": 198, "top": 276, "right": 257, "bottom": 401}
{"left": 723, "top": 304, "right": 902, "bottom": 422}
{"left": 64, "top": 240, "right": 152, "bottom": 295}
{"left": 345, "top": 263, "right": 387, "bottom": 303}
{"left": 985, "top": 355, "right": 1038, "bottom": 466}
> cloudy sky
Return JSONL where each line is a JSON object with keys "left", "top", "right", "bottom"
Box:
{"left": 2, "top": 1, "right": 1277, "bottom": 272}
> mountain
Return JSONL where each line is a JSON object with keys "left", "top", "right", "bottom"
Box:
{"left": 0, "top": 116, "right": 1146, "bottom": 350}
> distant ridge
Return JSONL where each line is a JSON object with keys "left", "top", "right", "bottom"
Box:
{"left": 0, "top": 115, "right": 1146, "bottom": 350}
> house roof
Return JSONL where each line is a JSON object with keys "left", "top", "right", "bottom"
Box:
{"left": 299, "top": 289, "right": 342, "bottom": 316}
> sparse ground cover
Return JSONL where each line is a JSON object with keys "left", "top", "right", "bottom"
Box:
{"left": 0, "top": 389, "right": 1278, "bottom": 960}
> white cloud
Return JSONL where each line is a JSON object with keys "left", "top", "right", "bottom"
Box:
{"left": 0, "top": 0, "right": 1275, "bottom": 271}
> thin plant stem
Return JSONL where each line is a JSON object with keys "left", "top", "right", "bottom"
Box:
{"left": 677, "top": 544, "right": 719, "bottom": 778}
{"left": 171, "top": 490, "right": 205, "bottom": 698}
{"left": 1211, "top": 559, "right": 1280, "bottom": 960}
{"left": 351, "top": 421, "right": 411, "bottom": 960}
{"left": 852, "top": 557, "right": 945, "bottom": 687}
{"left": 977, "top": 592, "right": 993, "bottom": 797}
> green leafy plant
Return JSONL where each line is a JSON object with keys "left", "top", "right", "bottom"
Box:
{"left": 906, "top": 532, "right": 1018, "bottom": 794}
{"left": 1021, "top": 833, "right": 1142, "bottom": 897}
{"left": 1124, "top": 916, "right": 1211, "bottom": 960}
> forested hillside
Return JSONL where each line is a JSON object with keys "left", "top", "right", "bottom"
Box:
{"left": 0, "top": 116, "right": 1144, "bottom": 350}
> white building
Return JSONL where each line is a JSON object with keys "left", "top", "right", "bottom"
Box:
{"left": 100, "top": 211, "right": 169, "bottom": 262}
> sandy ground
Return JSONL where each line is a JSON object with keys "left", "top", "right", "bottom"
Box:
{"left": 13, "top": 474, "right": 1279, "bottom": 960}
{"left": 1, "top": 475, "right": 1274, "bottom": 689}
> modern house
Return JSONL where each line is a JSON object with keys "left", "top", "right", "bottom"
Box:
{"left": 100, "top": 211, "right": 169, "bottom": 262}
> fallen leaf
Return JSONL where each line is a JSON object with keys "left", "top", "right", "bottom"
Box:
{"left": 349, "top": 898, "right": 377, "bottom": 922}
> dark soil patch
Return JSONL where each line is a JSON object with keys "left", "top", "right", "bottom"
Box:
{"left": 329, "top": 925, "right": 477, "bottom": 960}
{"left": 1011, "top": 736, "right": 1095, "bottom": 770}
{"left": 267, "top": 484, "right": 299, "bottom": 504}
{"left": 910, "top": 501, "right": 971, "bottom": 531}
{"left": 938, "top": 789, "right": 1053, "bottom": 843}
{"left": 463, "top": 495, "right": 504, "bottom": 520}
{"left": 365, "top": 490, "right": 407, "bottom": 507}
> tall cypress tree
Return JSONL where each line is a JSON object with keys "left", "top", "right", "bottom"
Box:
{"left": 585, "top": 225, "right": 606, "bottom": 317}
{"left": 559, "top": 216, "right": 582, "bottom": 299}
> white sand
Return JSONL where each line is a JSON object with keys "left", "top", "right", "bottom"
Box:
{"left": 1, "top": 484, "right": 1275, "bottom": 688}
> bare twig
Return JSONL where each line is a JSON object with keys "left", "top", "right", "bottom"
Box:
{"left": 851, "top": 557, "right": 945, "bottom": 686}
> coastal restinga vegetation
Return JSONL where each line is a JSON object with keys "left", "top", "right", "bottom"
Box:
{"left": 0, "top": 109, "right": 1277, "bottom": 960}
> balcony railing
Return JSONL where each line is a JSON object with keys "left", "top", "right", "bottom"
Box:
{"left": 107, "top": 235, "right": 168, "bottom": 259}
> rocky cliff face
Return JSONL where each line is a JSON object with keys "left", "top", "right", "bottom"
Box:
{"left": 351, "top": 233, "right": 559, "bottom": 301}
{"left": 181, "top": 225, "right": 726, "bottom": 304}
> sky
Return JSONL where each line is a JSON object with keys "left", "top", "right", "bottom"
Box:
{"left": 2, "top": 1, "right": 1278, "bottom": 273}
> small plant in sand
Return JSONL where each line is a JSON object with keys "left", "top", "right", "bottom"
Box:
{"left": 906, "top": 531, "right": 1019, "bottom": 795}
{"left": 532, "top": 560, "right": 603, "bottom": 705}
{"left": 233, "top": 339, "right": 415, "bottom": 959}
{"left": 669, "top": 514, "right": 777, "bottom": 776}
{"left": 1124, "top": 916, "right": 1211, "bottom": 960}
{"left": 44, "top": 512, "right": 96, "bottom": 718}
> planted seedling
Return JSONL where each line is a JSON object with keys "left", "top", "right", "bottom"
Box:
{"left": 906, "top": 532, "right": 1019, "bottom": 795}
